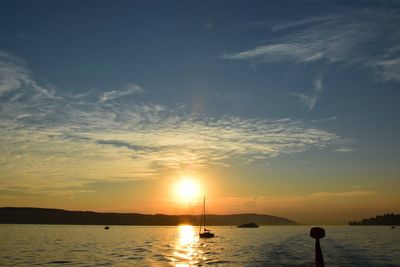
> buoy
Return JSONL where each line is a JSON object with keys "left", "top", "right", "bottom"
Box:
{"left": 310, "top": 227, "right": 325, "bottom": 267}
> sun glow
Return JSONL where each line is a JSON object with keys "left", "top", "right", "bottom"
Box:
{"left": 175, "top": 177, "right": 201, "bottom": 203}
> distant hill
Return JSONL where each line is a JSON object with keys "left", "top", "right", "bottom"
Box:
{"left": 349, "top": 213, "right": 400, "bottom": 225}
{"left": 0, "top": 207, "right": 297, "bottom": 226}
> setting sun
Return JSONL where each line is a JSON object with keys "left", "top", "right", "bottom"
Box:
{"left": 175, "top": 178, "right": 201, "bottom": 203}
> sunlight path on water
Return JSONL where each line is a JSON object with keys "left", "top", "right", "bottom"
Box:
{"left": 0, "top": 225, "right": 399, "bottom": 266}
{"left": 173, "top": 225, "right": 201, "bottom": 266}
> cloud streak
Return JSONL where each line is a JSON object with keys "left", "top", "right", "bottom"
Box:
{"left": 224, "top": 8, "right": 400, "bottom": 82}
{"left": 0, "top": 51, "right": 32, "bottom": 96}
{"left": 335, "top": 147, "right": 355, "bottom": 153}
{"left": 99, "top": 84, "right": 144, "bottom": 102}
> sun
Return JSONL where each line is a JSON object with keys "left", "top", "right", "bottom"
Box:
{"left": 175, "top": 177, "right": 201, "bottom": 203}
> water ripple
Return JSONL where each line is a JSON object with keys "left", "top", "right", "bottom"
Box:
{"left": 0, "top": 225, "right": 399, "bottom": 266}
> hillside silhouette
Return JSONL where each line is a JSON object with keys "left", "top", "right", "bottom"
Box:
{"left": 0, "top": 207, "right": 297, "bottom": 226}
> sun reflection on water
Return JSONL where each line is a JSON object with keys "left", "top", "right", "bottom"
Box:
{"left": 173, "top": 225, "right": 200, "bottom": 266}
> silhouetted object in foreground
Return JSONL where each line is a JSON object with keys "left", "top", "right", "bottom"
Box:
{"left": 199, "top": 197, "right": 215, "bottom": 238}
{"left": 310, "top": 227, "right": 325, "bottom": 267}
{"left": 199, "top": 229, "right": 214, "bottom": 238}
{"left": 104, "top": 226, "right": 109, "bottom": 230}
{"left": 349, "top": 213, "right": 400, "bottom": 225}
{"left": 237, "top": 222, "right": 259, "bottom": 228}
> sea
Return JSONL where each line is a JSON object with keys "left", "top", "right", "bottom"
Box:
{"left": 0, "top": 224, "right": 399, "bottom": 266}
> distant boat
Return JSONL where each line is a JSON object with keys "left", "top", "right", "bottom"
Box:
{"left": 199, "top": 196, "right": 215, "bottom": 238}
{"left": 391, "top": 226, "right": 396, "bottom": 229}
{"left": 238, "top": 222, "right": 259, "bottom": 228}
{"left": 104, "top": 226, "right": 110, "bottom": 230}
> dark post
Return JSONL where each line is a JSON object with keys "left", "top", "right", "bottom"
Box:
{"left": 310, "top": 227, "right": 325, "bottom": 267}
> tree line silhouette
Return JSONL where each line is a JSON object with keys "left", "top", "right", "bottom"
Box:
{"left": 349, "top": 213, "right": 399, "bottom": 225}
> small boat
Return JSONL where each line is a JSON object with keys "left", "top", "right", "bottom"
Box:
{"left": 199, "top": 196, "right": 215, "bottom": 238}
{"left": 391, "top": 226, "right": 396, "bottom": 229}
{"left": 104, "top": 226, "right": 110, "bottom": 230}
{"left": 238, "top": 222, "right": 259, "bottom": 228}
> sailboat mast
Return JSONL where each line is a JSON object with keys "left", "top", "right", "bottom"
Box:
{"left": 199, "top": 196, "right": 205, "bottom": 234}
{"left": 203, "top": 196, "right": 206, "bottom": 230}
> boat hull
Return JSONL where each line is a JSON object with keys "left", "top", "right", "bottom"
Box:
{"left": 199, "top": 232, "right": 215, "bottom": 238}
{"left": 238, "top": 222, "right": 259, "bottom": 228}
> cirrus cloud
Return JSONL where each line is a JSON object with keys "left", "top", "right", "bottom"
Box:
{"left": 0, "top": 51, "right": 345, "bottom": 194}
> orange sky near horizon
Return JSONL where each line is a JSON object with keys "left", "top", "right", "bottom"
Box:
{"left": 1, "top": 170, "right": 398, "bottom": 224}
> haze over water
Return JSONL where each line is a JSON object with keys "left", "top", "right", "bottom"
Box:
{"left": 1, "top": 225, "right": 399, "bottom": 266}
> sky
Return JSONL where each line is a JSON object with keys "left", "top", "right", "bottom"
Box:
{"left": 0, "top": 0, "right": 399, "bottom": 224}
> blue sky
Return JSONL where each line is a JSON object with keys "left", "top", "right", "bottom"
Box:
{"left": 1, "top": 0, "right": 399, "bottom": 223}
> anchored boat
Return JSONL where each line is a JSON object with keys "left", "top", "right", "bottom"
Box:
{"left": 199, "top": 196, "right": 215, "bottom": 238}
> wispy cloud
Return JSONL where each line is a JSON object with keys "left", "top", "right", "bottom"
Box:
{"left": 0, "top": 51, "right": 58, "bottom": 99}
{"left": 335, "top": 147, "right": 355, "bottom": 153}
{"left": 0, "top": 51, "right": 345, "bottom": 194}
{"left": 270, "top": 15, "right": 340, "bottom": 32}
{"left": 309, "top": 190, "right": 377, "bottom": 198}
{"left": 374, "top": 57, "right": 400, "bottom": 82}
{"left": 293, "top": 76, "right": 324, "bottom": 110}
{"left": 99, "top": 83, "right": 144, "bottom": 102}
{"left": 223, "top": 43, "right": 324, "bottom": 63}
{"left": 224, "top": 8, "right": 400, "bottom": 82}
{"left": 0, "top": 51, "right": 32, "bottom": 96}
{"left": 96, "top": 140, "right": 150, "bottom": 151}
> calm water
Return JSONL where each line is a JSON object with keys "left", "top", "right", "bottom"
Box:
{"left": 0, "top": 225, "right": 399, "bottom": 266}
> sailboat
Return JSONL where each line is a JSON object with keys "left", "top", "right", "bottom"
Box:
{"left": 199, "top": 196, "right": 215, "bottom": 238}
